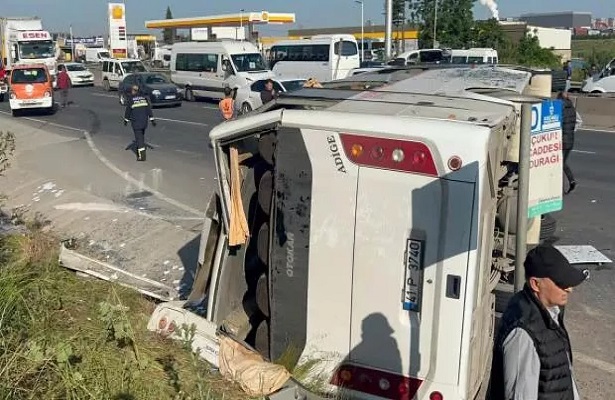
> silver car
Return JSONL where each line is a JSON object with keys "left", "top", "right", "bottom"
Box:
{"left": 235, "top": 78, "right": 306, "bottom": 114}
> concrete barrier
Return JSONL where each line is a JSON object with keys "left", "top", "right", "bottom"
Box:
{"left": 573, "top": 96, "right": 615, "bottom": 131}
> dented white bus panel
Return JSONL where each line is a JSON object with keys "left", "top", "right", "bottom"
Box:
{"left": 147, "top": 66, "right": 555, "bottom": 400}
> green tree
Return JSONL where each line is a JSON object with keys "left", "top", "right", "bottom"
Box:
{"left": 408, "top": 0, "right": 475, "bottom": 49}
{"left": 163, "top": 6, "right": 175, "bottom": 45}
{"left": 393, "top": 0, "right": 406, "bottom": 23}
{"left": 515, "top": 30, "right": 562, "bottom": 68}
{"left": 470, "top": 18, "right": 505, "bottom": 49}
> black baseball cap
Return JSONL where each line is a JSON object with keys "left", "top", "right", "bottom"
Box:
{"left": 524, "top": 245, "right": 587, "bottom": 289}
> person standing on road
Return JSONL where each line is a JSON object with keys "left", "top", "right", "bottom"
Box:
{"left": 260, "top": 79, "right": 278, "bottom": 105}
{"left": 218, "top": 87, "right": 235, "bottom": 121}
{"left": 124, "top": 85, "right": 156, "bottom": 162}
{"left": 56, "top": 65, "right": 72, "bottom": 108}
{"left": 564, "top": 61, "right": 572, "bottom": 92}
{"left": 488, "top": 244, "right": 587, "bottom": 400}
{"left": 558, "top": 91, "right": 577, "bottom": 194}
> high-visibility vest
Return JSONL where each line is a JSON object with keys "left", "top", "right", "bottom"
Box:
{"left": 219, "top": 98, "right": 235, "bottom": 120}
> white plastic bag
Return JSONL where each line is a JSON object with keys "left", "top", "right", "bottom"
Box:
{"left": 576, "top": 112, "right": 583, "bottom": 129}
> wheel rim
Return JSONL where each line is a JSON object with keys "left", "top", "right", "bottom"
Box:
{"left": 242, "top": 103, "right": 251, "bottom": 113}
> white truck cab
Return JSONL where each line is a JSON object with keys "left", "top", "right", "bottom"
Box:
{"left": 148, "top": 65, "right": 560, "bottom": 400}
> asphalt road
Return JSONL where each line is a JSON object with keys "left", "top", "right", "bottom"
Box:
{"left": 1, "top": 88, "right": 614, "bottom": 395}
{"left": 550, "top": 128, "right": 615, "bottom": 398}
{"left": 0, "top": 86, "right": 221, "bottom": 214}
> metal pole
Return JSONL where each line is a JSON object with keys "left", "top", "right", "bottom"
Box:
{"left": 433, "top": 0, "right": 438, "bottom": 48}
{"left": 70, "top": 25, "right": 75, "bottom": 62}
{"left": 402, "top": 2, "right": 406, "bottom": 53}
{"left": 354, "top": 1, "right": 364, "bottom": 62}
{"left": 385, "top": 0, "right": 393, "bottom": 60}
{"left": 514, "top": 102, "right": 532, "bottom": 293}
{"left": 238, "top": 10, "right": 243, "bottom": 41}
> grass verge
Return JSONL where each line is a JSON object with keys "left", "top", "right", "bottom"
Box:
{"left": 0, "top": 225, "right": 249, "bottom": 400}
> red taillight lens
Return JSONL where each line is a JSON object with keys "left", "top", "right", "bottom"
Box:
{"left": 331, "top": 364, "right": 423, "bottom": 400}
{"left": 430, "top": 391, "right": 444, "bottom": 400}
{"left": 340, "top": 133, "right": 438, "bottom": 177}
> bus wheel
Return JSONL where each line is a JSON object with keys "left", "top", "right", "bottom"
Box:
{"left": 256, "top": 274, "right": 270, "bottom": 318}
{"left": 254, "top": 319, "right": 270, "bottom": 359}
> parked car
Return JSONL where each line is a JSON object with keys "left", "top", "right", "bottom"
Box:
{"left": 118, "top": 72, "right": 182, "bottom": 107}
{"left": 350, "top": 61, "right": 389, "bottom": 76}
{"left": 101, "top": 58, "right": 148, "bottom": 91}
{"left": 58, "top": 62, "right": 94, "bottom": 87}
{"left": 235, "top": 77, "right": 306, "bottom": 114}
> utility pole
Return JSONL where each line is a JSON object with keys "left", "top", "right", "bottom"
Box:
{"left": 385, "top": 0, "right": 393, "bottom": 59}
{"left": 70, "top": 25, "right": 75, "bottom": 61}
{"left": 402, "top": 1, "right": 407, "bottom": 53}
{"left": 355, "top": 1, "right": 364, "bottom": 63}
{"left": 238, "top": 9, "right": 245, "bottom": 41}
{"left": 433, "top": 0, "right": 438, "bottom": 48}
{"left": 432, "top": 0, "right": 438, "bottom": 49}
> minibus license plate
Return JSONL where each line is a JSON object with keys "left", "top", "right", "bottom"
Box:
{"left": 403, "top": 238, "right": 424, "bottom": 312}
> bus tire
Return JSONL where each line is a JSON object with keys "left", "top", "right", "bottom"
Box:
{"left": 256, "top": 274, "right": 270, "bottom": 318}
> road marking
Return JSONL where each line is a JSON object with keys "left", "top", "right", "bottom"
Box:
{"left": 0, "top": 110, "right": 84, "bottom": 132}
{"left": 82, "top": 129, "right": 204, "bottom": 217}
{"left": 202, "top": 105, "right": 218, "bottom": 110}
{"left": 572, "top": 149, "right": 597, "bottom": 155}
{"left": 574, "top": 352, "right": 615, "bottom": 375}
{"left": 0, "top": 111, "right": 205, "bottom": 218}
{"left": 54, "top": 202, "right": 203, "bottom": 221}
{"left": 156, "top": 117, "right": 208, "bottom": 127}
{"left": 578, "top": 128, "right": 615, "bottom": 134}
{"left": 91, "top": 93, "right": 118, "bottom": 99}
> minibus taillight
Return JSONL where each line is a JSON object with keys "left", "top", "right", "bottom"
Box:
{"left": 340, "top": 133, "right": 438, "bottom": 176}
{"left": 331, "top": 364, "right": 423, "bottom": 400}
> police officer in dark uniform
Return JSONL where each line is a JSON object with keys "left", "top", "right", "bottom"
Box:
{"left": 123, "top": 85, "right": 156, "bottom": 161}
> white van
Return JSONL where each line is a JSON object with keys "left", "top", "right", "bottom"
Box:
{"left": 450, "top": 48, "right": 498, "bottom": 65}
{"left": 389, "top": 48, "right": 449, "bottom": 66}
{"left": 101, "top": 58, "right": 148, "bottom": 91}
{"left": 170, "top": 41, "right": 273, "bottom": 101}
{"left": 85, "top": 48, "right": 111, "bottom": 64}
{"left": 581, "top": 57, "right": 615, "bottom": 93}
{"left": 269, "top": 34, "right": 360, "bottom": 82}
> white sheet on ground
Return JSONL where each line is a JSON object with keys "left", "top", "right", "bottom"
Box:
{"left": 555, "top": 245, "right": 612, "bottom": 264}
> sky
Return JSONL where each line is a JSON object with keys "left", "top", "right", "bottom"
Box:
{"left": 1, "top": 0, "right": 611, "bottom": 37}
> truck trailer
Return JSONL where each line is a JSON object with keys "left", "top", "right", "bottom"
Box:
{"left": 0, "top": 17, "right": 57, "bottom": 84}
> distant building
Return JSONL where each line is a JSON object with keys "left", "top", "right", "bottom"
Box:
{"left": 519, "top": 11, "right": 592, "bottom": 29}
{"left": 498, "top": 21, "right": 572, "bottom": 61}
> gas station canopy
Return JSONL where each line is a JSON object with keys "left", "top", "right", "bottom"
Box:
{"left": 145, "top": 11, "right": 295, "bottom": 29}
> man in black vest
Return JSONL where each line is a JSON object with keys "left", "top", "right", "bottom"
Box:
{"left": 488, "top": 244, "right": 587, "bottom": 400}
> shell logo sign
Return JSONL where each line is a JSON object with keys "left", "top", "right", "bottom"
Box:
{"left": 111, "top": 5, "right": 124, "bottom": 19}
{"left": 261, "top": 11, "right": 269, "bottom": 22}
